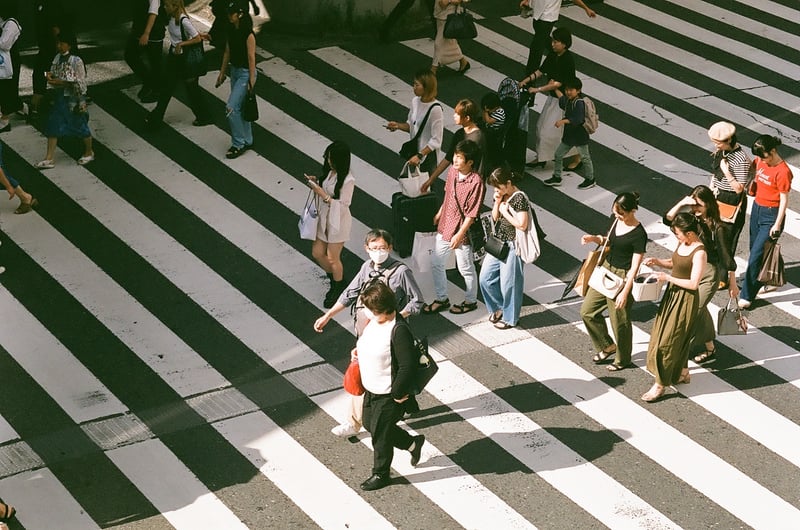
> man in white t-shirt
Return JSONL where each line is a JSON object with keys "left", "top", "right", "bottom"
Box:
{"left": 520, "top": 0, "right": 596, "bottom": 75}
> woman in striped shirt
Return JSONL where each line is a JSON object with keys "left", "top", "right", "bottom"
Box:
{"left": 707, "top": 121, "right": 751, "bottom": 288}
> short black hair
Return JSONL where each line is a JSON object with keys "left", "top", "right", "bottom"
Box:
{"left": 454, "top": 139, "right": 480, "bottom": 167}
{"left": 551, "top": 27, "right": 572, "bottom": 48}
{"left": 563, "top": 77, "right": 582, "bottom": 91}
{"left": 365, "top": 228, "right": 393, "bottom": 247}
{"left": 481, "top": 92, "right": 501, "bottom": 110}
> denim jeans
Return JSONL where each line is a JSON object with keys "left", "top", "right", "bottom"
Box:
{"left": 227, "top": 66, "right": 253, "bottom": 149}
{"left": 431, "top": 233, "right": 477, "bottom": 303}
{"left": 741, "top": 202, "right": 781, "bottom": 302}
{"left": 479, "top": 241, "right": 524, "bottom": 325}
{"left": 552, "top": 142, "right": 594, "bottom": 181}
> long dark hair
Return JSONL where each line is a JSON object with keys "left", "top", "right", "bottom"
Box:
{"left": 322, "top": 141, "right": 351, "bottom": 200}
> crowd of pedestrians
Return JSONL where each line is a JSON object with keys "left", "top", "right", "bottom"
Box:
{"left": 0, "top": 0, "right": 792, "bottom": 500}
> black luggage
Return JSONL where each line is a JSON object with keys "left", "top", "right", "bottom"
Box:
{"left": 391, "top": 191, "right": 439, "bottom": 257}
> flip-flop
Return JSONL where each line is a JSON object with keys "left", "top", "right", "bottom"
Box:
{"left": 422, "top": 299, "right": 450, "bottom": 314}
{"left": 489, "top": 310, "right": 503, "bottom": 323}
{"left": 607, "top": 363, "right": 632, "bottom": 372}
{"left": 592, "top": 348, "right": 616, "bottom": 364}
{"left": 494, "top": 321, "right": 514, "bottom": 330}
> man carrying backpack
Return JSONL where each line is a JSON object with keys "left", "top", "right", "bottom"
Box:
{"left": 544, "top": 76, "right": 597, "bottom": 190}
{"left": 314, "top": 228, "right": 425, "bottom": 437}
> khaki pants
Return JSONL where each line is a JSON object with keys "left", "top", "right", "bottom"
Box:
{"left": 580, "top": 262, "right": 633, "bottom": 366}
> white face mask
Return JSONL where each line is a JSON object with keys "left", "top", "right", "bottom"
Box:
{"left": 368, "top": 249, "right": 390, "bottom": 265}
{"left": 361, "top": 307, "right": 376, "bottom": 322}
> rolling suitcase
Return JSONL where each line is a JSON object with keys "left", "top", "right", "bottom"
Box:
{"left": 391, "top": 191, "right": 439, "bottom": 257}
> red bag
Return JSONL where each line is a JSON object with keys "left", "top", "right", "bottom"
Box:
{"left": 343, "top": 359, "right": 365, "bottom": 396}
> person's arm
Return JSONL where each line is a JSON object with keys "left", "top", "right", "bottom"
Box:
{"left": 399, "top": 269, "right": 426, "bottom": 317}
{"left": 773, "top": 191, "right": 789, "bottom": 237}
{"left": 663, "top": 196, "right": 696, "bottom": 223}
{"left": 139, "top": 10, "right": 158, "bottom": 46}
{"left": 247, "top": 32, "right": 257, "bottom": 90}
{"left": 616, "top": 252, "right": 644, "bottom": 309}
{"left": 421, "top": 157, "right": 451, "bottom": 193}
{"left": 519, "top": 69, "right": 543, "bottom": 87}
{"left": 571, "top": 0, "right": 597, "bottom": 18}
{"left": 719, "top": 158, "right": 745, "bottom": 194}
{"left": 175, "top": 17, "right": 202, "bottom": 53}
{"left": 390, "top": 323, "right": 417, "bottom": 401}
{"left": 216, "top": 43, "right": 231, "bottom": 86}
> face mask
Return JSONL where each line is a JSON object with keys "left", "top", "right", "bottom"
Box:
{"left": 361, "top": 307, "right": 376, "bottom": 322}
{"left": 368, "top": 249, "right": 390, "bottom": 265}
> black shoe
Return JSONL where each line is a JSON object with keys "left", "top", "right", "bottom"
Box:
{"left": 360, "top": 473, "right": 390, "bottom": 491}
{"left": 577, "top": 178, "right": 596, "bottom": 190}
{"left": 137, "top": 87, "right": 148, "bottom": 99}
{"left": 526, "top": 160, "right": 545, "bottom": 168}
{"left": 409, "top": 435, "right": 425, "bottom": 467}
{"left": 323, "top": 280, "right": 344, "bottom": 309}
{"left": 0, "top": 123, "right": 10, "bottom": 133}
{"left": 543, "top": 176, "right": 562, "bottom": 187}
{"left": 193, "top": 118, "right": 212, "bottom": 127}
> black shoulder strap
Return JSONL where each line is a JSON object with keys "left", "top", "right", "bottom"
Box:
{"left": 411, "top": 103, "right": 441, "bottom": 144}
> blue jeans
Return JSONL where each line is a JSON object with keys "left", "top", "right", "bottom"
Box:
{"left": 227, "top": 67, "right": 253, "bottom": 149}
{"left": 741, "top": 202, "right": 781, "bottom": 302}
{"left": 552, "top": 142, "right": 594, "bottom": 181}
{"left": 479, "top": 241, "right": 524, "bottom": 326}
{"left": 431, "top": 233, "right": 477, "bottom": 304}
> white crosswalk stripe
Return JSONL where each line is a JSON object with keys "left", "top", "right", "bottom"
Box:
{"left": 0, "top": 1, "right": 798, "bottom": 528}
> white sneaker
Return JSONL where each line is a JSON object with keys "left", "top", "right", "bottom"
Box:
{"left": 760, "top": 285, "right": 776, "bottom": 293}
{"left": 737, "top": 298, "right": 751, "bottom": 309}
{"left": 331, "top": 423, "right": 359, "bottom": 437}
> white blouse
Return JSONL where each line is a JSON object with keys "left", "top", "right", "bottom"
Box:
{"left": 357, "top": 317, "right": 397, "bottom": 395}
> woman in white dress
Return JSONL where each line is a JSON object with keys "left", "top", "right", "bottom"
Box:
{"left": 305, "top": 141, "right": 356, "bottom": 308}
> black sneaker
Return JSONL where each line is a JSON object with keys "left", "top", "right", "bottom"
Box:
{"left": 543, "top": 176, "right": 562, "bottom": 187}
{"left": 409, "top": 435, "right": 425, "bottom": 467}
{"left": 577, "top": 178, "right": 596, "bottom": 190}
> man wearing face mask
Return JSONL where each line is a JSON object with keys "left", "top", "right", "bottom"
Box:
{"left": 314, "top": 228, "right": 425, "bottom": 437}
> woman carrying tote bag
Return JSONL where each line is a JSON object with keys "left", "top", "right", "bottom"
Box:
{"left": 479, "top": 167, "right": 528, "bottom": 330}
{"left": 431, "top": 0, "right": 470, "bottom": 75}
{"left": 579, "top": 192, "right": 646, "bottom": 371}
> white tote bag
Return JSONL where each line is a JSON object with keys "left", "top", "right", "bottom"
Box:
{"left": 399, "top": 163, "right": 427, "bottom": 198}
{"left": 411, "top": 232, "right": 437, "bottom": 272}
{"left": 508, "top": 191, "right": 541, "bottom": 264}
{"left": 298, "top": 190, "right": 319, "bottom": 240}
{"left": 631, "top": 273, "right": 664, "bottom": 302}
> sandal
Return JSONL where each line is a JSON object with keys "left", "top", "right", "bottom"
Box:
{"left": 592, "top": 347, "right": 616, "bottom": 364}
{"left": 489, "top": 310, "right": 503, "bottom": 323}
{"left": 226, "top": 145, "right": 250, "bottom": 159}
{"left": 607, "top": 362, "right": 632, "bottom": 372}
{"left": 693, "top": 348, "right": 716, "bottom": 363}
{"left": 676, "top": 369, "right": 691, "bottom": 385}
{"left": 449, "top": 301, "right": 478, "bottom": 314}
{"left": 14, "top": 197, "right": 38, "bottom": 215}
{"left": 0, "top": 502, "right": 15, "bottom": 521}
{"left": 494, "top": 321, "right": 514, "bottom": 330}
{"left": 422, "top": 299, "right": 450, "bottom": 314}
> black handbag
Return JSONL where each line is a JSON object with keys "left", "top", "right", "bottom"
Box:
{"left": 483, "top": 214, "right": 509, "bottom": 260}
{"left": 242, "top": 89, "right": 258, "bottom": 122}
{"left": 443, "top": 5, "right": 478, "bottom": 39}
{"left": 391, "top": 320, "right": 438, "bottom": 395}
{"left": 179, "top": 16, "right": 207, "bottom": 79}
{"left": 400, "top": 103, "right": 440, "bottom": 160}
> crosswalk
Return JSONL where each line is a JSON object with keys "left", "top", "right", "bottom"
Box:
{"left": 0, "top": 0, "right": 799, "bottom": 528}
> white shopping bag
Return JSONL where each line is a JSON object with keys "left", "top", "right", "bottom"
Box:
{"left": 298, "top": 190, "right": 319, "bottom": 240}
{"left": 399, "top": 163, "right": 428, "bottom": 198}
{"left": 411, "top": 232, "right": 437, "bottom": 272}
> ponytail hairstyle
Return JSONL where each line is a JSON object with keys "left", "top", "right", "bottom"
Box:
{"left": 671, "top": 211, "right": 701, "bottom": 237}
{"left": 613, "top": 191, "right": 640, "bottom": 213}
{"left": 751, "top": 134, "right": 782, "bottom": 159}
{"left": 322, "top": 141, "right": 351, "bottom": 200}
